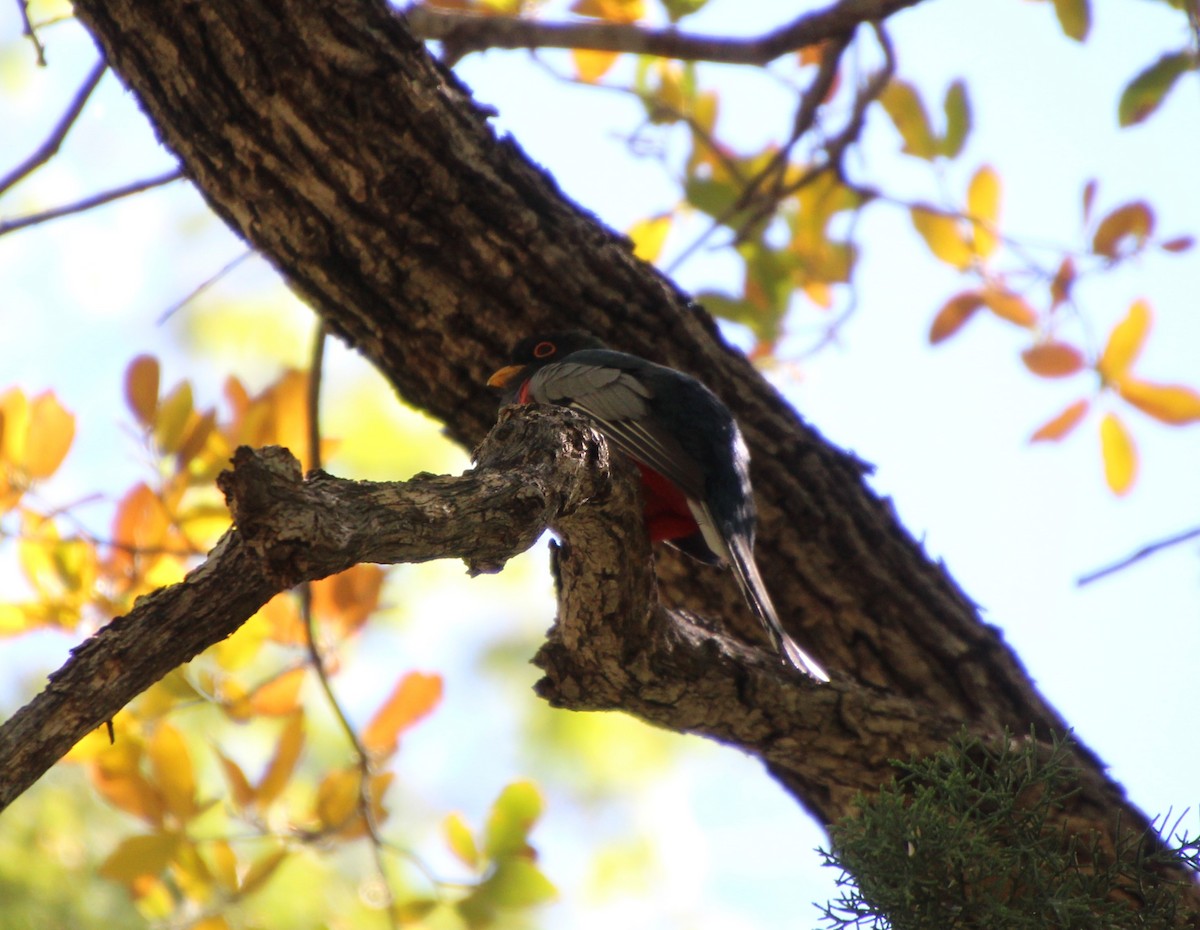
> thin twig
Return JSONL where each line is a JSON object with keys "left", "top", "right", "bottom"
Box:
{"left": 0, "top": 168, "right": 184, "bottom": 238}
{"left": 298, "top": 320, "right": 400, "bottom": 928}
{"left": 1077, "top": 526, "right": 1200, "bottom": 586}
{"left": 157, "top": 249, "right": 255, "bottom": 325}
{"left": 0, "top": 59, "right": 106, "bottom": 196}
{"left": 15, "top": 0, "right": 47, "bottom": 66}
{"left": 405, "top": 0, "right": 922, "bottom": 65}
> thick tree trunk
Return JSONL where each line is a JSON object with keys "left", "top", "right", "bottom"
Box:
{"left": 46, "top": 0, "right": 1199, "bottom": 916}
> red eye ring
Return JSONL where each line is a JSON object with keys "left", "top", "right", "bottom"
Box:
{"left": 532, "top": 341, "right": 556, "bottom": 359}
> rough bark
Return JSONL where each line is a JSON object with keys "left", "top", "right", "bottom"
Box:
{"left": 6, "top": 0, "right": 1195, "bottom": 916}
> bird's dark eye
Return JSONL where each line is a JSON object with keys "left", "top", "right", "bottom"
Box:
{"left": 532, "top": 341, "right": 557, "bottom": 359}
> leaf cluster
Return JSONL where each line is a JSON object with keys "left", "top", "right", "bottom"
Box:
{"left": 819, "top": 732, "right": 1200, "bottom": 930}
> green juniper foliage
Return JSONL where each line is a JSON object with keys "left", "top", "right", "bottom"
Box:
{"left": 817, "top": 732, "right": 1199, "bottom": 930}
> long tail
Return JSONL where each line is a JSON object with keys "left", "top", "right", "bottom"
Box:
{"left": 726, "top": 535, "right": 830, "bottom": 682}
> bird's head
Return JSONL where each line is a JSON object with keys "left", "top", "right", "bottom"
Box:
{"left": 487, "top": 330, "right": 607, "bottom": 398}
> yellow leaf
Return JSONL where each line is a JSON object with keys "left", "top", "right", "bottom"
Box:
{"left": 1093, "top": 201, "right": 1154, "bottom": 259}
{"left": 154, "top": 381, "right": 194, "bottom": 455}
{"left": 445, "top": 811, "right": 480, "bottom": 868}
{"left": 98, "top": 833, "right": 181, "bottom": 886}
{"left": 238, "top": 847, "right": 288, "bottom": 896}
{"left": 1020, "top": 342, "right": 1085, "bottom": 378}
{"left": 189, "top": 917, "right": 232, "bottom": 930}
{"left": 1117, "top": 379, "right": 1200, "bottom": 425}
{"left": 148, "top": 722, "right": 197, "bottom": 822}
{"left": 124, "top": 355, "right": 160, "bottom": 427}
{"left": 628, "top": 215, "right": 672, "bottom": 263}
{"left": 929, "top": 291, "right": 984, "bottom": 344}
{"left": 90, "top": 739, "right": 168, "bottom": 826}
{"left": 966, "top": 165, "right": 1000, "bottom": 258}
{"left": 572, "top": 48, "right": 619, "bottom": 83}
{"left": 362, "top": 671, "right": 444, "bottom": 758}
{"left": 571, "top": 0, "right": 643, "bottom": 21}
{"left": 24, "top": 391, "right": 75, "bottom": 478}
{"left": 1031, "top": 399, "right": 1090, "bottom": 443}
{"left": 0, "top": 388, "right": 30, "bottom": 467}
{"left": 910, "top": 207, "right": 973, "bottom": 269}
{"left": 256, "top": 713, "right": 305, "bottom": 806}
{"left": 981, "top": 288, "right": 1038, "bottom": 328}
{"left": 206, "top": 841, "right": 239, "bottom": 895}
{"left": 315, "top": 768, "right": 360, "bottom": 831}
{"left": 1098, "top": 299, "right": 1151, "bottom": 383}
{"left": 880, "top": 80, "right": 938, "bottom": 160}
{"left": 1100, "top": 412, "right": 1137, "bottom": 495}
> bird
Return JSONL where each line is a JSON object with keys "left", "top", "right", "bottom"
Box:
{"left": 487, "top": 330, "right": 829, "bottom": 682}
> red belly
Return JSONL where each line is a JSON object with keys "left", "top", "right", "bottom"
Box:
{"left": 635, "top": 462, "right": 699, "bottom": 542}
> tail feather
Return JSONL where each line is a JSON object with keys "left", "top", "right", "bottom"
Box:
{"left": 726, "top": 536, "right": 830, "bottom": 683}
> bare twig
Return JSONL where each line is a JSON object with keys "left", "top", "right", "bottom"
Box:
{"left": 404, "top": 0, "right": 922, "bottom": 65}
{"left": 1078, "top": 526, "right": 1200, "bottom": 586}
{"left": 0, "top": 168, "right": 184, "bottom": 237}
{"left": 157, "top": 249, "right": 254, "bottom": 325}
{"left": 0, "top": 59, "right": 106, "bottom": 196}
{"left": 15, "top": 0, "right": 47, "bottom": 66}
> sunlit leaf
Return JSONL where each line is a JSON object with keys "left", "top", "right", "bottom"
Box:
{"left": 148, "top": 722, "right": 197, "bottom": 822}
{"left": 154, "top": 381, "right": 194, "bottom": 455}
{"left": 394, "top": 898, "right": 440, "bottom": 924}
{"left": 929, "top": 291, "right": 984, "bottom": 344}
{"left": 940, "top": 79, "right": 971, "bottom": 158}
{"left": 216, "top": 752, "right": 256, "bottom": 809}
{"left": 311, "top": 564, "right": 385, "bottom": 635}
{"left": 570, "top": 0, "right": 644, "bottom": 21}
{"left": 910, "top": 207, "right": 972, "bottom": 269}
{"left": 362, "top": 671, "right": 444, "bottom": 758}
{"left": 0, "top": 388, "right": 29, "bottom": 467}
{"left": 484, "top": 858, "right": 557, "bottom": 907}
{"left": 124, "top": 355, "right": 160, "bottom": 427}
{"left": 1092, "top": 201, "right": 1154, "bottom": 259}
{"left": 879, "top": 80, "right": 938, "bottom": 159}
{"left": 484, "top": 780, "right": 543, "bottom": 860}
{"left": 1117, "top": 379, "right": 1200, "bottom": 425}
{"left": 1050, "top": 256, "right": 1075, "bottom": 309}
{"left": 966, "top": 165, "right": 1000, "bottom": 258}
{"left": 981, "top": 288, "right": 1038, "bottom": 328}
{"left": 24, "top": 391, "right": 75, "bottom": 478}
{"left": 316, "top": 768, "right": 360, "bottom": 831}
{"left": 91, "top": 740, "right": 168, "bottom": 826}
{"left": 1051, "top": 0, "right": 1090, "bottom": 41}
{"left": 189, "top": 917, "right": 232, "bottom": 930}
{"left": 1118, "top": 51, "right": 1193, "bottom": 126}
{"left": 248, "top": 666, "right": 307, "bottom": 716}
{"left": 572, "top": 48, "right": 619, "bottom": 83}
{"left": 98, "top": 833, "right": 181, "bottom": 886}
{"left": 1031, "top": 399, "right": 1090, "bottom": 442}
{"left": 110, "top": 483, "right": 171, "bottom": 576}
{"left": 1100, "top": 412, "right": 1137, "bottom": 495}
{"left": 628, "top": 215, "right": 672, "bottom": 263}
{"left": 445, "top": 812, "right": 480, "bottom": 868}
{"left": 1021, "top": 342, "right": 1085, "bottom": 378}
{"left": 1098, "top": 299, "right": 1151, "bottom": 382}
{"left": 206, "top": 840, "right": 239, "bottom": 894}
{"left": 238, "top": 847, "right": 288, "bottom": 896}
{"left": 256, "top": 712, "right": 305, "bottom": 806}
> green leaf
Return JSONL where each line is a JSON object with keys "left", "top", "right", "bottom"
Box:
{"left": 939, "top": 79, "right": 971, "bottom": 158}
{"left": 484, "top": 859, "right": 557, "bottom": 907}
{"left": 1118, "top": 51, "right": 1194, "bottom": 127}
{"left": 1051, "top": 0, "right": 1090, "bottom": 41}
{"left": 879, "top": 80, "right": 938, "bottom": 160}
{"left": 483, "top": 781, "right": 543, "bottom": 860}
{"left": 661, "top": 0, "right": 708, "bottom": 22}
{"left": 444, "top": 812, "right": 480, "bottom": 868}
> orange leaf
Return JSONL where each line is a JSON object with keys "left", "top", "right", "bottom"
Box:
{"left": 216, "top": 752, "right": 256, "bottom": 809}
{"left": 1031, "top": 399, "right": 1090, "bottom": 442}
{"left": 256, "top": 713, "right": 305, "bottom": 806}
{"left": 1097, "top": 299, "right": 1151, "bottom": 382}
{"left": 1093, "top": 201, "right": 1154, "bottom": 258}
{"left": 1100, "top": 412, "right": 1137, "bottom": 495}
{"left": 362, "top": 671, "right": 444, "bottom": 758}
{"left": 1161, "top": 235, "right": 1194, "bottom": 254}
{"left": 929, "top": 291, "right": 984, "bottom": 344}
{"left": 311, "top": 564, "right": 385, "bottom": 635}
{"left": 90, "top": 741, "right": 168, "bottom": 826}
{"left": 248, "top": 666, "right": 307, "bottom": 716}
{"left": 124, "top": 355, "right": 160, "bottom": 427}
{"left": 1117, "top": 379, "right": 1200, "bottom": 425}
{"left": 24, "top": 391, "right": 75, "bottom": 479}
{"left": 981, "top": 288, "right": 1038, "bottom": 328}
{"left": 110, "top": 483, "right": 171, "bottom": 576}
{"left": 148, "top": 722, "right": 197, "bottom": 822}
{"left": 1049, "top": 256, "right": 1075, "bottom": 309}
{"left": 572, "top": 48, "right": 619, "bottom": 83}
{"left": 1021, "top": 342, "right": 1086, "bottom": 378}
{"left": 315, "top": 768, "right": 360, "bottom": 831}
{"left": 238, "top": 847, "right": 289, "bottom": 896}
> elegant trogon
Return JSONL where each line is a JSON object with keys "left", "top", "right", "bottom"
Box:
{"left": 488, "top": 331, "right": 829, "bottom": 682}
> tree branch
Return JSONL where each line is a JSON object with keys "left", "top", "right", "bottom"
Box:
{"left": 0, "top": 168, "right": 183, "bottom": 238}
{"left": 403, "top": 0, "right": 922, "bottom": 65}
